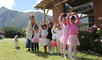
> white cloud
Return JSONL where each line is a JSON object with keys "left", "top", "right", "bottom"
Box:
{"left": 36, "top": 0, "right": 42, "bottom": 5}
{"left": 37, "top": 0, "right": 42, "bottom": 3}
{"left": 33, "top": 0, "right": 42, "bottom": 7}
{"left": 23, "top": 9, "right": 43, "bottom": 13}
{"left": 23, "top": 9, "right": 53, "bottom": 16}
{"left": 0, "top": 0, "right": 14, "bottom": 9}
{"left": 47, "top": 10, "right": 53, "bottom": 16}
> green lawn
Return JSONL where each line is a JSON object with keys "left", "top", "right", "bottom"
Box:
{"left": 0, "top": 38, "right": 102, "bottom": 60}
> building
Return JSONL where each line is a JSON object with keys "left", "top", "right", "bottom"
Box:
{"left": 35, "top": 0, "right": 102, "bottom": 29}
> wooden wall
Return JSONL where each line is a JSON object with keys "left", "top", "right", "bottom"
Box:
{"left": 93, "top": 0, "right": 102, "bottom": 29}
{"left": 52, "top": 3, "right": 64, "bottom": 23}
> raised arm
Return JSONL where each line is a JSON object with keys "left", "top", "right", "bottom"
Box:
{"left": 58, "top": 13, "right": 64, "bottom": 25}
{"left": 74, "top": 13, "right": 80, "bottom": 24}
{"left": 51, "top": 24, "right": 55, "bottom": 34}
{"left": 66, "top": 12, "right": 72, "bottom": 25}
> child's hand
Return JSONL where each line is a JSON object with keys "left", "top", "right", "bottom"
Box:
{"left": 66, "top": 13, "right": 69, "bottom": 15}
{"left": 68, "top": 12, "right": 72, "bottom": 15}
{"left": 75, "top": 12, "right": 78, "bottom": 15}
{"left": 71, "top": 12, "right": 77, "bottom": 15}
{"left": 71, "top": 12, "right": 74, "bottom": 15}
{"left": 54, "top": 22, "right": 57, "bottom": 24}
{"left": 60, "top": 13, "right": 64, "bottom": 16}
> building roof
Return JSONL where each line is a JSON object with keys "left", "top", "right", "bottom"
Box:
{"left": 35, "top": 0, "right": 93, "bottom": 15}
{"left": 35, "top": 0, "right": 68, "bottom": 9}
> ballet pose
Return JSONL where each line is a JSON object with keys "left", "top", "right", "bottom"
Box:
{"left": 58, "top": 13, "right": 69, "bottom": 58}
{"left": 66, "top": 12, "right": 80, "bottom": 60}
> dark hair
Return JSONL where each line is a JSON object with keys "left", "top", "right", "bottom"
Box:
{"left": 30, "top": 15, "right": 34, "bottom": 19}
{"left": 48, "top": 22, "right": 53, "bottom": 26}
{"left": 34, "top": 25, "right": 38, "bottom": 28}
{"left": 41, "top": 24, "right": 47, "bottom": 28}
{"left": 63, "top": 13, "right": 66, "bottom": 17}
{"left": 33, "top": 25, "right": 39, "bottom": 29}
{"left": 71, "top": 16, "right": 76, "bottom": 20}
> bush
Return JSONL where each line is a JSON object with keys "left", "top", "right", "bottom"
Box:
{"left": 90, "top": 38, "right": 102, "bottom": 54}
{"left": 78, "top": 28, "right": 102, "bottom": 54}
{"left": 78, "top": 31, "right": 91, "bottom": 51}
{"left": 97, "top": 30, "right": 102, "bottom": 37}
{"left": 3, "top": 27, "right": 25, "bottom": 38}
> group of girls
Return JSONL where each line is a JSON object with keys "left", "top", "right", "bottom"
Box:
{"left": 30, "top": 12, "right": 80, "bottom": 60}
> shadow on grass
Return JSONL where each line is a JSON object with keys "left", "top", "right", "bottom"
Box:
{"left": 80, "top": 51, "right": 101, "bottom": 57}
{"left": 34, "top": 51, "right": 48, "bottom": 58}
{"left": 78, "top": 57, "right": 95, "bottom": 60}
{"left": 33, "top": 51, "right": 61, "bottom": 58}
{"left": 34, "top": 52, "right": 96, "bottom": 60}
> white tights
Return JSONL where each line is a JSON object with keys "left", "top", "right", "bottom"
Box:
{"left": 68, "top": 45, "right": 77, "bottom": 60}
{"left": 62, "top": 44, "right": 68, "bottom": 58}
{"left": 62, "top": 44, "right": 66, "bottom": 55}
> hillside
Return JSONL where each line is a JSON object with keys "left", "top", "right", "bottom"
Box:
{"left": 0, "top": 7, "right": 51, "bottom": 29}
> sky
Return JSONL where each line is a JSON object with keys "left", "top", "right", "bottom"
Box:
{"left": 0, "top": 0, "right": 52, "bottom": 16}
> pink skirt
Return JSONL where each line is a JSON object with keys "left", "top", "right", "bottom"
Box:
{"left": 67, "top": 35, "right": 80, "bottom": 46}
{"left": 32, "top": 37, "right": 39, "bottom": 43}
{"left": 60, "top": 35, "right": 68, "bottom": 45}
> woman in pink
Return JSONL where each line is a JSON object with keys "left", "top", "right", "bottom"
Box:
{"left": 58, "top": 13, "right": 69, "bottom": 58}
{"left": 32, "top": 25, "right": 40, "bottom": 52}
{"left": 66, "top": 12, "right": 80, "bottom": 60}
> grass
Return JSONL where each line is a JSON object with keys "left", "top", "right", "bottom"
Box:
{"left": 0, "top": 38, "right": 102, "bottom": 60}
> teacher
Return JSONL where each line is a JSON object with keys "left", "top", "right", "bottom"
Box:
{"left": 25, "top": 15, "right": 36, "bottom": 52}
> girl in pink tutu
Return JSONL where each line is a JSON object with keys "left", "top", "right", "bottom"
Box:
{"left": 32, "top": 25, "right": 40, "bottom": 52}
{"left": 66, "top": 12, "right": 80, "bottom": 60}
{"left": 58, "top": 13, "right": 69, "bottom": 58}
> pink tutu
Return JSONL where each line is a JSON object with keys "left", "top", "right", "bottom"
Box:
{"left": 50, "top": 40, "right": 57, "bottom": 47}
{"left": 60, "top": 35, "right": 68, "bottom": 45}
{"left": 67, "top": 35, "right": 80, "bottom": 46}
{"left": 32, "top": 37, "right": 39, "bottom": 43}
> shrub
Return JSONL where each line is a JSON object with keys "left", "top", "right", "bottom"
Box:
{"left": 78, "top": 31, "right": 93, "bottom": 51}
{"left": 3, "top": 27, "right": 25, "bottom": 38}
{"left": 97, "top": 30, "right": 102, "bottom": 37}
{"left": 78, "top": 28, "right": 102, "bottom": 54}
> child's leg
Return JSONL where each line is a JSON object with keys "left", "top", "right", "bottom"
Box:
{"left": 69, "top": 45, "right": 76, "bottom": 60}
{"left": 36, "top": 43, "right": 39, "bottom": 52}
{"left": 73, "top": 46, "right": 77, "bottom": 57}
{"left": 61, "top": 44, "right": 63, "bottom": 54}
{"left": 56, "top": 46, "right": 58, "bottom": 54}
{"left": 67, "top": 45, "right": 70, "bottom": 57}
{"left": 63, "top": 44, "right": 67, "bottom": 58}
{"left": 69, "top": 46, "right": 76, "bottom": 60}
{"left": 44, "top": 46, "right": 47, "bottom": 53}
{"left": 48, "top": 44, "right": 51, "bottom": 53}
{"left": 31, "top": 42, "right": 34, "bottom": 51}
{"left": 44, "top": 46, "right": 46, "bottom": 53}
{"left": 55, "top": 40, "right": 58, "bottom": 53}
{"left": 62, "top": 44, "right": 65, "bottom": 54}
{"left": 68, "top": 45, "right": 73, "bottom": 58}
{"left": 48, "top": 40, "right": 52, "bottom": 53}
{"left": 56, "top": 41, "right": 60, "bottom": 54}
{"left": 59, "top": 41, "right": 61, "bottom": 54}
{"left": 52, "top": 46, "right": 54, "bottom": 53}
{"left": 36, "top": 43, "right": 38, "bottom": 51}
{"left": 34, "top": 43, "right": 36, "bottom": 52}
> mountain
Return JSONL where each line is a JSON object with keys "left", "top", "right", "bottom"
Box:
{"left": 0, "top": 7, "right": 51, "bottom": 29}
